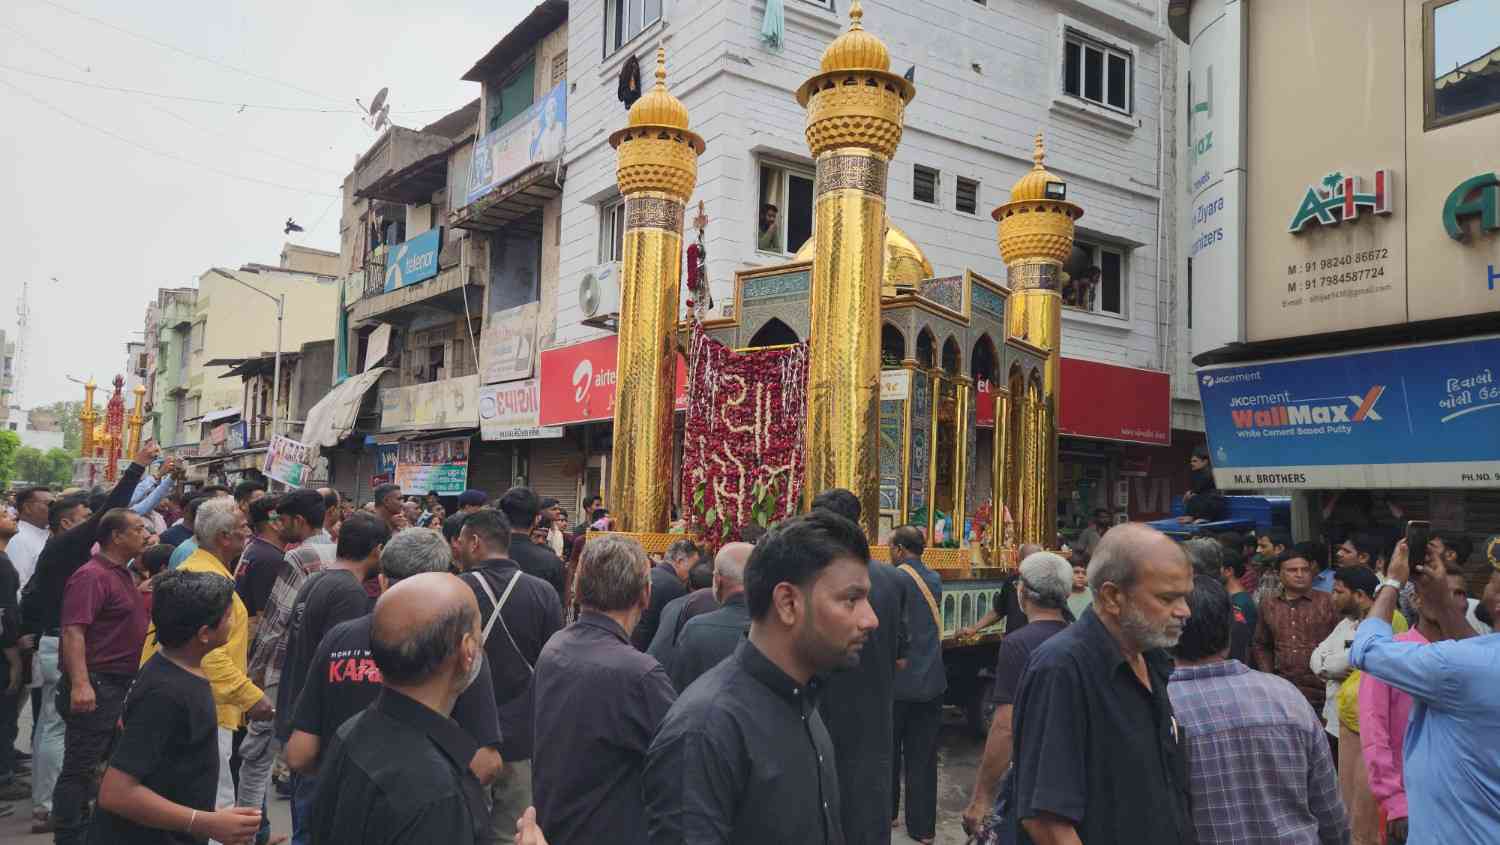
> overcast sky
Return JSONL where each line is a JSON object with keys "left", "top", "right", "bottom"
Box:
{"left": 1, "top": 0, "right": 526, "bottom": 408}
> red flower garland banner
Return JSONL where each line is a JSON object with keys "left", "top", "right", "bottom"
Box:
{"left": 680, "top": 322, "right": 809, "bottom": 549}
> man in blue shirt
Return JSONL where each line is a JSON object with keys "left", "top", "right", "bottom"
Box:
{"left": 1350, "top": 538, "right": 1500, "bottom": 844}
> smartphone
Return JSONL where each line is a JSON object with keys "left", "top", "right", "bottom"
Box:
{"left": 1405, "top": 520, "right": 1431, "bottom": 573}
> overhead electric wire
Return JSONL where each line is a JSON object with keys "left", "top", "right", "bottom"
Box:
{"left": 0, "top": 63, "right": 364, "bottom": 113}
{"left": 0, "top": 21, "right": 92, "bottom": 74}
{"left": 0, "top": 76, "right": 337, "bottom": 197}
{"left": 37, "top": 0, "right": 348, "bottom": 106}
{"left": 145, "top": 102, "right": 347, "bottom": 176}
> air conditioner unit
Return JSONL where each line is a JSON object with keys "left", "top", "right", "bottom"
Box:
{"left": 578, "top": 262, "right": 621, "bottom": 321}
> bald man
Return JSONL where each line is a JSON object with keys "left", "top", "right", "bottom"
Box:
{"left": 1009, "top": 524, "right": 1195, "bottom": 845}
{"left": 307, "top": 573, "right": 490, "bottom": 845}
{"left": 666, "top": 542, "right": 754, "bottom": 691}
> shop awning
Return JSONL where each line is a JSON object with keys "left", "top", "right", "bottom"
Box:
{"left": 301, "top": 367, "right": 390, "bottom": 449}
{"left": 184, "top": 407, "right": 242, "bottom": 425}
{"left": 1059, "top": 358, "right": 1171, "bottom": 446}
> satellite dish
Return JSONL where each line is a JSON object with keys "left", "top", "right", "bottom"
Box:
{"left": 368, "top": 87, "right": 389, "bottom": 116}
{"left": 373, "top": 104, "right": 391, "bottom": 132}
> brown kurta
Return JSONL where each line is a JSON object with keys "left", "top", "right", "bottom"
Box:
{"left": 1251, "top": 590, "right": 1339, "bottom": 713}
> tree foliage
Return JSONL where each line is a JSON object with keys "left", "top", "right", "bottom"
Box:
{"left": 0, "top": 430, "right": 20, "bottom": 488}
{"left": 13, "top": 446, "right": 75, "bottom": 487}
{"left": 36, "top": 400, "right": 89, "bottom": 453}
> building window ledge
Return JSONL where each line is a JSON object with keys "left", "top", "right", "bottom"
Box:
{"left": 1048, "top": 95, "right": 1138, "bottom": 135}
{"left": 600, "top": 20, "right": 666, "bottom": 80}
{"left": 1061, "top": 306, "right": 1131, "bottom": 330}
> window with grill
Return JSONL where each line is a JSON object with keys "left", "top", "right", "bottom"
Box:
{"left": 606, "top": 0, "right": 663, "bottom": 55}
{"left": 757, "top": 161, "right": 815, "bottom": 255}
{"left": 913, "top": 165, "right": 939, "bottom": 204}
{"left": 1063, "top": 32, "right": 1132, "bottom": 113}
{"left": 956, "top": 177, "right": 980, "bottom": 214}
{"left": 1061, "top": 239, "right": 1128, "bottom": 316}
{"left": 599, "top": 198, "right": 626, "bottom": 263}
{"left": 551, "top": 51, "right": 568, "bottom": 86}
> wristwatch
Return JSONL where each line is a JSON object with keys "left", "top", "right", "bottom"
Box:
{"left": 1378, "top": 577, "right": 1404, "bottom": 596}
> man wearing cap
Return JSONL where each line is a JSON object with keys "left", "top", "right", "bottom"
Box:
{"left": 458, "top": 490, "right": 489, "bottom": 514}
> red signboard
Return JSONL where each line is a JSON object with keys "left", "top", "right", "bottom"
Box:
{"left": 538, "top": 336, "right": 688, "bottom": 427}
{"left": 1059, "top": 358, "right": 1171, "bottom": 446}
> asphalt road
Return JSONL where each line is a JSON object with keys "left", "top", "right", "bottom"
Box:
{"left": 4, "top": 707, "right": 986, "bottom": 844}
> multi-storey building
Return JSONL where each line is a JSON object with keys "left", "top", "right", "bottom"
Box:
{"left": 544, "top": 0, "right": 1195, "bottom": 528}
{"left": 149, "top": 288, "right": 198, "bottom": 448}
{"left": 1175, "top": 0, "right": 1500, "bottom": 563}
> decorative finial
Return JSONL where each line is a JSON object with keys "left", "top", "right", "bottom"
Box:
{"left": 655, "top": 46, "right": 667, "bottom": 86}
{"left": 849, "top": 0, "right": 864, "bottom": 30}
{"left": 1032, "top": 132, "right": 1045, "bottom": 169}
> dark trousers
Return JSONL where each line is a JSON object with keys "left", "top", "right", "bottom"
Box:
{"left": 0, "top": 679, "right": 20, "bottom": 781}
{"left": 53, "top": 673, "right": 131, "bottom": 845}
{"left": 891, "top": 696, "right": 942, "bottom": 840}
{"left": 290, "top": 772, "right": 318, "bottom": 845}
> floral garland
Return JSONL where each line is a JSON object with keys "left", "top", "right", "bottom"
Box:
{"left": 680, "top": 322, "right": 809, "bottom": 549}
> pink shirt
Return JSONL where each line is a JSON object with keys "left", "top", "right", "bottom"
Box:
{"left": 1358, "top": 626, "right": 1428, "bottom": 821}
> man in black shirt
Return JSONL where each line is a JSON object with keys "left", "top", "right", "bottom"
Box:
{"left": 645, "top": 509, "right": 879, "bottom": 844}
{"left": 632, "top": 538, "right": 698, "bottom": 651}
{"left": 962, "top": 551, "right": 1072, "bottom": 839}
{"left": 809, "top": 489, "right": 909, "bottom": 845}
{"left": 235, "top": 495, "right": 286, "bottom": 622}
{"left": 497, "top": 487, "right": 567, "bottom": 602}
{"left": 668, "top": 542, "right": 752, "bottom": 691}
{"left": 889, "top": 526, "right": 946, "bottom": 844}
{"left": 455, "top": 508, "right": 563, "bottom": 845}
{"left": 0, "top": 506, "right": 24, "bottom": 801}
{"left": 958, "top": 543, "right": 1042, "bottom": 638}
{"left": 285, "top": 528, "right": 502, "bottom": 786}
{"left": 274, "top": 511, "right": 387, "bottom": 841}
{"left": 1009, "top": 524, "right": 1195, "bottom": 845}
{"left": 308, "top": 572, "right": 490, "bottom": 845}
{"left": 532, "top": 534, "right": 676, "bottom": 845}
{"left": 94, "top": 570, "right": 263, "bottom": 845}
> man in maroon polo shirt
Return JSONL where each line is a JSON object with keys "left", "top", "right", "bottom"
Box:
{"left": 53, "top": 508, "right": 151, "bottom": 845}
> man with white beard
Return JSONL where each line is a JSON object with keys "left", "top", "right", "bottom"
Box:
{"left": 1005, "top": 524, "right": 1196, "bottom": 845}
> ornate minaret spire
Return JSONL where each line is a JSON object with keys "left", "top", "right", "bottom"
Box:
{"left": 993, "top": 132, "right": 1083, "bottom": 544}
{"left": 795, "top": 0, "right": 915, "bottom": 538}
{"left": 607, "top": 46, "right": 704, "bottom": 533}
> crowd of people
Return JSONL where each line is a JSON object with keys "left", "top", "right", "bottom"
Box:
{"left": 0, "top": 442, "right": 1497, "bottom": 845}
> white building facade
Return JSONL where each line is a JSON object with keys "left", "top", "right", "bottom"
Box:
{"left": 547, "top": 0, "right": 1200, "bottom": 525}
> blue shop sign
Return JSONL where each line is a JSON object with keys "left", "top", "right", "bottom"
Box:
{"left": 1197, "top": 336, "right": 1500, "bottom": 489}
{"left": 384, "top": 228, "right": 442, "bottom": 292}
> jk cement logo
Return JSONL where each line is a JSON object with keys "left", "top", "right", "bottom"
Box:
{"left": 1230, "top": 386, "right": 1385, "bottom": 429}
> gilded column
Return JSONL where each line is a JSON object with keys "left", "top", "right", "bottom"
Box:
{"left": 994, "top": 135, "right": 1082, "bottom": 547}
{"left": 989, "top": 389, "right": 1009, "bottom": 562}
{"left": 127, "top": 383, "right": 146, "bottom": 457}
{"left": 951, "top": 378, "right": 970, "bottom": 550}
{"left": 796, "top": 0, "right": 915, "bottom": 539}
{"left": 608, "top": 48, "right": 704, "bottom": 534}
{"left": 80, "top": 379, "right": 97, "bottom": 457}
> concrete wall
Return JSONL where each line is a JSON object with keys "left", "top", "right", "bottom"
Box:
{"left": 281, "top": 243, "right": 342, "bottom": 276}
{"left": 192, "top": 267, "right": 339, "bottom": 415}
{"left": 553, "top": 0, "right": 1182, "bottom": 385}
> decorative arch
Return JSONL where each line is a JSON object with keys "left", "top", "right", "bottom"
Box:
{"left": 941, "top": 336, "right": 961, "bottom": 375}
{"left": 881, "top": 322, "right": 907, "bottom": 366}
{"left": 916, "top": 327, "right": 936, "bottom": 369}
{"left": 970, "top": 334, "right": 999, "bottom": 386}
{"left": 745, "top": 318, "right": 799, "bottom": 349}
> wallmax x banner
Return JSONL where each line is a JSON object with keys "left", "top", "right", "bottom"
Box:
{"left": 1197, "top": 336, "right": 1500, "bottom": 489}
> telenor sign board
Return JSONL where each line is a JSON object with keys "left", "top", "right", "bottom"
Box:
{"left": 1197, "top": 336, "right": 1500, "bottom": 489}
{"left": 384, "top": 228, "right": 442, "bottom": 291}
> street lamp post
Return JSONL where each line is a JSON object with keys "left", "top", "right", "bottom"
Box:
{"left": 219, "top": 274, "right": 286, "bottom": 444}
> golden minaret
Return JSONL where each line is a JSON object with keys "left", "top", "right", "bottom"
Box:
{"left": 796, "top": 0, "right": 915, "bottom": 538}
{"left": 607, "top": 47, "right": 704, "bottom": 533}
{"left": 993, "top": 134, "right": 1082, "bottom": 544}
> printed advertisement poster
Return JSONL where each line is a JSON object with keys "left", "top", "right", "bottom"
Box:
{"left": 263, "top": 435, "right": 314, "bottom": 487}
{"left": 537, "top": 337, "right": 688, "bottom": 427}
{"left": 394, "top": 436, "right": 469, "bottom": 495}
{"left": 481, "top": 303, "right": 539, "bottom": 384}
{"left": 479, "top": 379, "right": 564, "bottom": 441}
{"left": 467, "top": 81, "right": 566, "bottom": 205}
{"left": 383, "top": 228, "right": 443, "bottom": 291}
{"left": 1197, "top": 336, "right": 1500, "bottom": 488}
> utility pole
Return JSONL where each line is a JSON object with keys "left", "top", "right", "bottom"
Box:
{"left": 219, "top": 273, "right": 286, "bottom": 446}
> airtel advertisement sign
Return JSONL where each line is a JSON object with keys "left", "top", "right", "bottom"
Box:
{"left": 538, "top": 336, "right": 688, "bottom": 427}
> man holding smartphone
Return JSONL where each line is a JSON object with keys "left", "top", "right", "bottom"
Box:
{"left": 1350, "top": 535, "right": 1500, "bottom": 844}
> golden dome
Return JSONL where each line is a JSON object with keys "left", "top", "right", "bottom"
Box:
{"left": 794, "top": 220, "right": 934, "bottom": 289}
{"left": 1008, "top": 133, "right": 1062, "bottom": 203}
{"left": 819, "top": 0, "right": 890, "bottom": 73}
{"left": 627, "top": 46, "right": 689, "bottom": 131}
